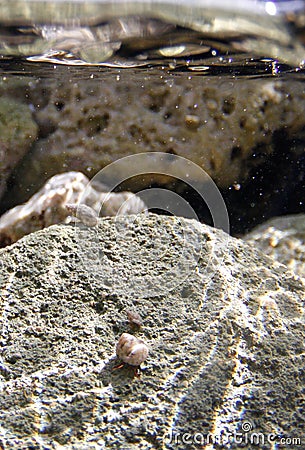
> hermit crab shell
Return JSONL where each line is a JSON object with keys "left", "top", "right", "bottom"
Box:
{"left": 65, "top": 203, "right": 98, "bottom": 227}
{"left": 116, "top": 333, "right": 149, "bottom": 366}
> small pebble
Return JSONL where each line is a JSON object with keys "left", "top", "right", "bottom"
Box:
{"left": 127, "top": 310, "right": 143, "bottom": 328}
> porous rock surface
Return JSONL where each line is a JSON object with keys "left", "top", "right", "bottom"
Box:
{"left": 244, "top": 213, "right": 305, "bottom": 279}
{"left": 0, "top": 96, "right": 38, "bottom": 199}
{"left": 0, "top": 214, "right": 304, "bottom": 449}
{"left": 7, "top": 75, "right": 305, "bottom": 205}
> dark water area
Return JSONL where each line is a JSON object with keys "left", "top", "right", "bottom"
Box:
{"left": 0, "top": 4, "right": 305, "bottom": 237}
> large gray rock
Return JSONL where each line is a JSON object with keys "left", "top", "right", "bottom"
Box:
{"left": 0, "top": 214, "right": 304, "bottom": 449}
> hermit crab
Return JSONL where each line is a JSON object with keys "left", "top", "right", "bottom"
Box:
{"left": 114, "top": 332, "right": 149, "bottom": 376}
{"left": 65, "top": 203, "right": 98, "bottom": 227}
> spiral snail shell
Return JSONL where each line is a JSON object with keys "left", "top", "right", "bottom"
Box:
{"left": 116, "top": 333, "right": 149, "bottom": 367}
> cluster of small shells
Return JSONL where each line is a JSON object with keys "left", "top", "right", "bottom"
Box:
{"left": 0, "top": 171, "right": 147, "bottom": 246}
{"left": 114, "top": 310, "right": 148, "bottom": 369}
{"left": 66, "top": 191, "right": 147, "bottom": 227}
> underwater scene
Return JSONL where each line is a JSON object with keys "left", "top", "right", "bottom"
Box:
{"left": 0, "top": 1, "right": 304, "bottom": 449}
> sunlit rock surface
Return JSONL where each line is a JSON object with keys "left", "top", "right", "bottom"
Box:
{"left": 0, "top": 214, "right": 304, "bottom": 449}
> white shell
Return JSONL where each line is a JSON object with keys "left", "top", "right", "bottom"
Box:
{"left": 116, "top": 333, "right": 149, "bottom": 366}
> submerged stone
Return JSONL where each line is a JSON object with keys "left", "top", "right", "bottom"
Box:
{"left": 0, "top": 214, "right": 304, "bottom": 449}
{"left": 0, "top": 171, "right": 147, "bottom": 247}
{"left": 0, "top": 97, "right": 38, "bottom": 200}
{"left": 5, "top": 77, "right": 305, "bottom": 207}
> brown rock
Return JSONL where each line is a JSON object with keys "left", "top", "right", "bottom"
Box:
{"left": 7, "top": 76, "right": 305, "bottom": 205}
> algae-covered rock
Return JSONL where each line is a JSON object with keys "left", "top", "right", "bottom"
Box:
{"left": 7, "top": 75, "right": 305, "bottom": 206}
{"left": 0, "top": 96, "right": 38, "bottom": 199}
{"left": 0, "top": 214, "right": 304, "bottom": 449}
{"left": 244, "top": 213, "right": 305, "bottom": 279}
